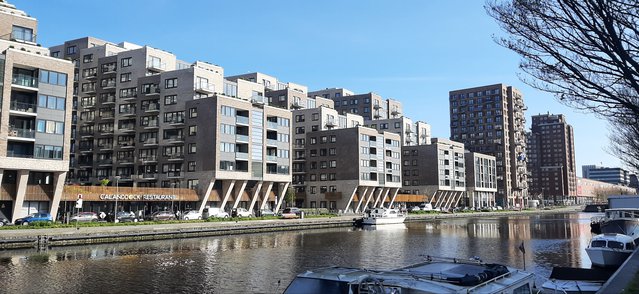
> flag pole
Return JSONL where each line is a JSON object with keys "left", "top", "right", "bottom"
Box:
{"left": 518, "top": 241, "right": 526, "bottom": 271}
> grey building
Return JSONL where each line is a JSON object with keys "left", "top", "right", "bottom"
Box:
{"left": 0, "top": 1, "right": 74, "bottom": 222}
{"left": 365, "top": 117, "right": 432, "bottom": 146}
{"left": 582, "top": 165, "right": 631, "bottom": 186}
{"left": 450, "top": 84, "right": 528, "bottom": 207}
{"left": 465, "top": 151, "right": 497, "bottom": 207}
{"left": 308, "top": 88, "right": 402, "bottom": 121}
{"left": 527, "top": 113, "right": 577, "bottom": 203}
{"left": 401, "top": 138, "right": 466, "bottom": 210}
{"left": 50, "top": 39, "right": 292, "bottom": 214}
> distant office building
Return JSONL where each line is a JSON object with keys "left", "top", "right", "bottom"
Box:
{"left": 0, "top": 1, "right": 74, "bottom": 222}
{"left": 582, "top": 165, "right": 630, "bottom": 186}
{"left": 449, "top": 84, "right": 528, "bottom": 207}
{"left": 401, "top": 138, "right": 466, "bottom": 210}
{"left": 526, "top": 113, "right": 577, "bottom": 204}
{"left": 577, "top": 177, "right": 637, "bottom": 202}
{"left": 465, "top": 151, "right": 497, "bottom": 207}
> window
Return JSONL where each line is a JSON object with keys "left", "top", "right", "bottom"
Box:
{"left": 51, "top": 51, "right": 60, "bottom": 58}
{"left": 38, "top": 95, "right": 65, "bottom": 110}
{"left": 119, "top": 87, "right": 137, "bottom": 98}
{"left": 164, "top": 95, "right": 177, "bottom": 105}
{"left": 221, "top": 106, "right": 235, "bottom": 116}
{"left": 189, "top": 143, "right": 197, "bottom": 154}
{"left": 188, "top": 161, "right": 197, "bottom": 172}
{"left": 189, "top": 108, "right": 197, "bottom": 118}
{"left": 120, "top": 73, "right": 131, "bottom": 82}
{"left": 39, "top": 70, "right": 67, "bottom": 86}
{"left": 83, "top": 54, "right": 93, "bottom": 63}
{"left": 189, "top": 126, "right": 197, "bottom": 136}
{"left": 82, "top": 67, "right": 97, "bottom": 78}
{"left": 36, "top": 119, "right": 64, "bottom": 134}
{"left": 66, "top": 45, "right": 77, "bottom": 55}
{"left": 34, "top": 145, "right": 63, "bottom": 159}
{"left": 165, "top": 78, "right": 178, "bottom": 89}
{"left": 121, "top": 57, "right": 132, "bottom": 67}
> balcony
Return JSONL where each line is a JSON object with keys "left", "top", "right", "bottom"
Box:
{"left": 100, "top": 96, "right": 116, "bottom": 105}
{"left": 139, "top": 173, "right": 157, "bottom": 180}
{"left": 266, "top": 121, "right": 278, "bottom": 130}
{"left": 373, "top": 104, "right": 382, "bottom": 109}
{"left": 143, "top": 122, "right": 159, "bottom": 129}
{"left": 100, "top": 113, "right": 115, "bottom": 121}
{"left": 79, "top": 130, "right": 94, "bottom": 137}
{"left": 102, "top": 82, "right": 116, "bottom": 89}
{"left": 167, "top": 135, "right": 185, "bottom": 144}
{"left": 325, "top": 119, "right": 337, "bottom": 127}
{"left": 97, "top": 158, "right": 113, "bottom": 166}
{"left": 168, "top": 118, "right": 185, "bottom": 126}
{"left": 167, "top": 153, "right": 184, "bottom": 161}
{"left": 118, "top": 156, "right": 135, "bottom": 164}
{"left": 146, "top": 61, "right": 167, "bottom": 72}
{"left": 82, "top": 86, "right": 96, "bottom": 94}
{"left": 236, "top": 116, "right": 249, "bottom": 125}
{"left": 1, "top": 31, "right": 37, "bottom": 44}
{"left": 79, "top": 146, "right": 94, "bottom": 153}
{"left": 194, "top": 83, "right": 215, "bottom": 94}
{"left": 143, "top": 138, "right": 158, "bottom": 146}
{"left": 266, "top": 155, "right": 278, "bottom": 162}
{"left": 236, "top": 134, "right": 249, "bottom": 142}
{"left": 166, "top": 171, "right": 184, "bottom": 178}
{"left": 251, "top": 95, "right": 266, "bottom": 106}
{"left": 143, "top": 86, "right": 161, "bottom": 96}
{"left": 120, "top": 107, "right": 136, "bottom": 117}
{"left": 119, "top": 125, "right": 136, "bottom": 132}
{"left": 235, "top": 152, "right": 249, "bottom": 160}
{"left": 291, "top": 101, "right": 303, "bottom": 109}
{"left": 99, "top": 128, "right": 114, "bottom": 136}
{"left": 266, "top": 139, "right": 278, "bottom": 146}
{"left": 9, "top": 101, "right": 37, "bottom": 116}
{"left": 84, "top": 72, "right": 97, "bottom": 80}
{"left": 102, "top": 65, "right": 117, "bottom": 74}
{"left": 139, "top": 155, "right": 157, "bottom": 163}
{"left": 98, "top": 143, "right": 113, "bottom": 151}
{"left": 118, "top": 141, "right": 135, "bottom": 148}
{"left": 8, "top": 127, "right": 35, "bottom": 140}
{"left": 144, "top": 103, "right": 160, "bottom": 113}
{"left": 12, "top": 74, "right": 38, "bottom": 90}
{"left": 6, "top": 151, "right": 34, "bottom": 158}
{"left": 391, "top": 109, "right": 401, "bottom": 116}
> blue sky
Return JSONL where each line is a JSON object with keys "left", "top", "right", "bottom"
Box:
{"left": 17, "top": 0, "right": 622, "bottom": 175}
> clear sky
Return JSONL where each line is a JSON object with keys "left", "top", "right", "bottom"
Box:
{"left": 15, "top": 0, "right": 624, "bottom": 175}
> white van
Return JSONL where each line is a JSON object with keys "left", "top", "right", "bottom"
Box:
{"left": 208, "top": 207, "right": 229, "bottom": 218}
{"left": 419, "top": 203, "right": 433, "bottom": 211}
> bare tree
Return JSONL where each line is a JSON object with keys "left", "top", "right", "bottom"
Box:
{"left": 608, "top": 114, "right": 639, "bottom": 172}
{"left": 486, "top": 0, "right": 639, "bottom": 119}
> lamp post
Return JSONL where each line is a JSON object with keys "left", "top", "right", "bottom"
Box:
{"left": 171, "top": 182, "right": 175, "bottom": 214}
{"left": 114, "top": 175, "right": 120, "bottom": 223}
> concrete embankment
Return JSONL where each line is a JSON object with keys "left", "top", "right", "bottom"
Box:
{"left": 0, "top": 207, "right": 581, "bottom": 250}
{"left": 597, "top": 243, "right": 639, "bottom": 293}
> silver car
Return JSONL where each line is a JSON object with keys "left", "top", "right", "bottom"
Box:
{"left": 70, "top": 212, "right": 99, "bottom": 222}
{"left": 182, "top": 210, "right": 202, "bottom": 220}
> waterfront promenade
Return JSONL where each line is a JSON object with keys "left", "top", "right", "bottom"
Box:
{"left": 0, "top": 206, "right": 581, "bottom": 249}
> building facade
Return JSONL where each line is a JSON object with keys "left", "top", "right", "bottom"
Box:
{"left": 0, "top": 1, "right": 74, "bottom": 222}
{"left": 401, "top": 138, "right": 466, "bottom": 210}
{"left": 464, "top": 151, "right": 497, "bottom": 207}
{"left": 526, "top": 113, "right": 577, "bottom": 204}
{"left": 365, "top": 117, "right": 432, "bottom": 146}
{"left": 308, "top": 88, "right": 402, "bottom": 121}
{"left": 582, "top": 165, "right": 631, "bottom": 186}
{"left": 449, "top": 84, "right": 528, "bottom": 207}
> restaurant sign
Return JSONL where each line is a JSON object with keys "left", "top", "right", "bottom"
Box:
{"left": 99, "top": 194, "right": 178, "bottom": 201}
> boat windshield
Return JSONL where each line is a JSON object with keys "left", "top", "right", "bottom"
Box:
{"left": 608, "top": 241, "right": 625, "bottom": 250}
{"left": 284, "top": 277, "right": 349, "bottom": 294}
{"left": 591, "top": 240, "right": 607, "bottom": 248}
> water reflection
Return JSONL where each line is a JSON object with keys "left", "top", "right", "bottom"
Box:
{"left": 0, "top": 213, "right": 596, "bottom": 293}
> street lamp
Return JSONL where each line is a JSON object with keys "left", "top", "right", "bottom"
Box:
{"left": 171, "top": 182, "right": 175, "bottom": 214}
{"left": 114, "top": 175, "right": 120, "bottom": 223}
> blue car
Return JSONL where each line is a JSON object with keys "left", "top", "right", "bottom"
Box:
{"left": 14, "top": 213, "right": 52, "bottom": 226}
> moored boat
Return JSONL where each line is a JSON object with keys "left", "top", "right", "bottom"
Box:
{"left": 591, "top": 208, "right": 639, "bottom": 241}
{"left": 540, "top": 266, "right": 613, "bottom": 294}
{"left": 585, "top": 233, "right": 635, "bottom": 268}
{"left": 284, "top": 256, "right": 536, "bottom": 294}
{"left": 361, "top": 208, "right": 406, "bottom": 225}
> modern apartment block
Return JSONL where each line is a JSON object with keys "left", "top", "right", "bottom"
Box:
{"left": 465, "top": 151, "right": 497, "bottom": 207}
{"left": 50, "top": 38, "right": 293, "bottom": 213}
{"left": 0, "top": 1, "right": 74, "bottom": 222}
{"left": 449, "top": 84, "right": 528, "bottom": 207}
{"left": 308, "top": 88, "right": 402, "bottom": 120}
{"left": 401, "top": 138, "right": 466, "bottom": 210}
{"left": 582, "top": 165, "right": 631, "bottom": 186}
{"left": 527, "top": 113, "right": 577, "bottom": 203}
{"left": 366, "top": 117, "right": 432, "bottom": 146}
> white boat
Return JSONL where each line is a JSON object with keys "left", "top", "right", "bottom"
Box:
{"left": 284, "top": 256, "right": 536, "bottom": 294}
{"left": 361, "top": 208, "right": 406, "bottom": 225}
{"left": 591, "top": 208, "right": 639, "bottom": 241}
{"left": 585, "top": 233, "right": 636, "bottom": 268}
{"left": 540, "top": 266, "right": 613, "bottom": 294}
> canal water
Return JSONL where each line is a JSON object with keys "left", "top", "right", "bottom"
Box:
{"left": 0, "top": 212, "right": 594, "bottom": 293}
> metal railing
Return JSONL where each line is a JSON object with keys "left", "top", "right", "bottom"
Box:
{"left": 9, "top": 101, "right": 36, "bottom": 113}
{"left": 0, "top": 32, "right": 37, "bottom": 43}
{"left": 12, "top": 74, "right": 37, "bottom": 88}
{"left": 9, "top": 127, "right": 35, "bottom": 138}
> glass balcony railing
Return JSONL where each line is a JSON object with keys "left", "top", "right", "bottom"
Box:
{"left": 9, "top": 127, "right": 35, "bottom": 138}
{"left": 10, "top": 101, "right": 36, "bottom": 113}
{"left": 266, "top": 155, "right": 278, "bottom": 162}
{"left": 236, "top": 116, "right": 249, "bottom": 124}
{"left": 12, "top": 74, "right": 37, "bottom": 88}
{"left": 236, "top": 134, "right": 249, "bottom": 142}
{"left": 267, "top": 121, "right": 278, "bottom": 129}
{"left": 235, "top": 152, "right": 249, "bottom": 160}
{"left": 266, "top": 139, "right": 278, "bottom": 146}
{"left": 6, "top": 151, "right": 34, "bottom": 158}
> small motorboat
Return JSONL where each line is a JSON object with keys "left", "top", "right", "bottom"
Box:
{"left": 540, "top": 266, "right": 613, "bottom": 294}
{"left": 585, "top": 233, "right": 636, "bottom": 268}
{"left": 284, "top": 256, "right": 536, "bottom": 294}
{"left": 360, "top": 208, "right": 406, "bottom": 225}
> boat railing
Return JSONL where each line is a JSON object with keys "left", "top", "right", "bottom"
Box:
{"left": 464, "top": 270, "right": 525, "bottom": 292}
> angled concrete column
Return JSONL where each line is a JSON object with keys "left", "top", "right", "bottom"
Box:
{"left": 11, "top": 170, "right": 29, "bottom": 223}
{"left": 362, "top": 187, "right": 376, "bottom": 211}
{"left": 0, "top": 170, "right": 4, "bottom": 188}
{"left": 388, "top": 188, "right": 400, "bottom": 208}
{"left": 377, "top": 188, "right": 390, "bottom": 208}
{"left": 232, "top": 180, "right": 248, "bottom": 209}
{"left": 343, "top": 186, "right": 359, "bottom": 212}
{"left": 274, "top": 182, "right": 290, "bottom": 212}
{"left": 259, "top": 182, "right": 274, "bottom": 210}
{"left": 198, "top": 179, "right": 216, "bottom": 213}
{"left": 219, "top": 180, "right": 236, "bottom": 211}
{"left": 354, "top": 187, "right": 369, "bottom": 213}
{"left": 452, "top": 191, "right": 464, "bottom": 208}
{"left": 372, "top": 188, "right": 385, "bottom": 208}
{"left": 49, "top": 171, "right": 67, "bottom": 221}
{"left": 433, "top": 191, "right": 444, "bottom": 208}
{"left": 248, "top": 181, "right": 263, "bottom": 212}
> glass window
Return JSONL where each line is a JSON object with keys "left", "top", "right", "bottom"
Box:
{"left": 55, "top": 122, "right": 64, "bottom": 134}
{"left": 49, "top": 71, "right": 58, "bottom": 85}
{"left": 38, "top": 95, "right": 47, "bottom": 108}
{"left": 36, "top": 120, "right": 45, "bottom": 132}
{"left": 47, "top": 96, "right": 56, "bottom": 109}
{"left": 40, "top": 70, "right": 49, "bottom": 84}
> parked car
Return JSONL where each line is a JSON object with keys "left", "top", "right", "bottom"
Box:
{"left": 410, "top": 206, "right": 421, "bottom": 212}
{"left": 148, "top": 211, "right": 177, "bottom": 221}
{"left": 70, "top": 212, "right": 99, "bottom": 222}
{"left": 259, "top": 209, "right": 276, "bottom": 217}
{"left": 14, "top": 213, "right": 52, "bottom": 226}
{"left": 233, "top": 207, "right": 252, "bottom": 218}
{"left": 281, "top": 207, "right": 301, "bottom": 219}
{"left": 0, "top": 211, "right": 10, "bottom": 227}
{"left": 182, "top": 210, "right": 202, "bottom": 220}
{"left": 208, "top": 208, "right": 229, "bottom": 218}
{"left": 115, "top": 211, "right": 138, "bottom": 223}
{"left": 419, "top": 203, "right": 433, "bottom": 211}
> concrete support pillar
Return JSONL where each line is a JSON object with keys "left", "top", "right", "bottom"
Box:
{"left": 354, "top": 187, "right": 369, "bottom": 213}
{"left": 219, "top": 180, "right": 236, "bottom": 211}
{"left": 378, "top": 188, "right": 390, "bottom": 208}
{"left": 248, "top": 181, "right": 263, "bottom": 213}
{"left": 372, "top": 188, "right": 385, "bottom": 208}
{"left": 232, "top": 180, "right": 248, "bottom": 209}
{"left": 388, "top": 188, "right": 399, "bottom": 208}
{"left": 274, "top": 182, "right": 290, "bottom": 212}
{"left": 361, "top": 187, "right": 376, "bottom": 212}
{"left": 49, "top": 171, "right": 67, "bottom": 221}
{"left": 0, "top": 169, "right": 4, "bottom": 188}
{"left": 259, "top": 182, "right": 274, "bottom": 210}
{"left": 198, "top": 179, "right": 216, "bottom": 213}
{"left": 343, "top": 186, "right": 359, "bottom": 212}
{"left": 433, "top": 191, "right": 443, "bottom": 208}
{"left": 11, "top": 170, "right": 29, "bottom": 223}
